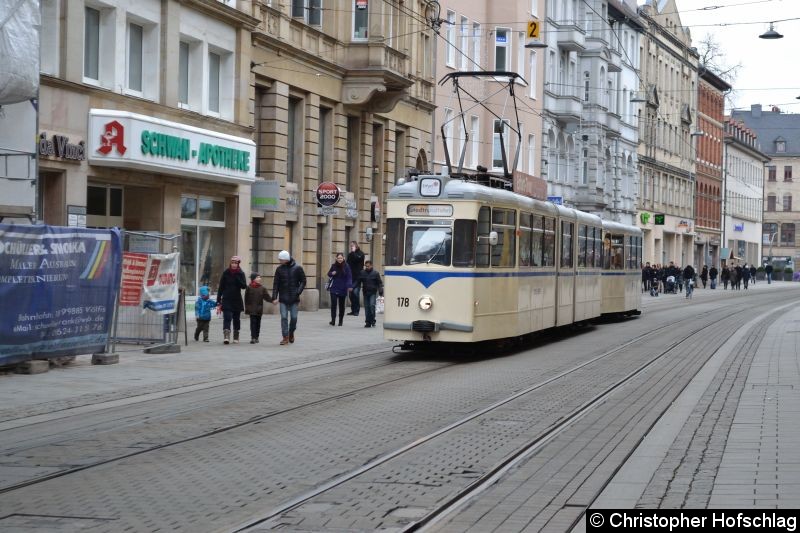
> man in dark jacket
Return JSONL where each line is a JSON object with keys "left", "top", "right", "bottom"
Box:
{"left": 749, "top": 264, "right": 757, "bottom": 285}
{"left": 709, "top": 265, "right": 718, "bottom": 289}
{"left": 346, "top": 241, "right": 365, "bottom": 316}
{"left": 642, "top": 262, "right": 652, "bottom": 293}
{"left": 765, "top": 263, "right": 774, "bottom": 284}
{"left": 217, "top": 255, "right": 247, "bottom": 344}
{"left": 354, "top": 260, "right": 383, "bottom": 328}
{"left": 272, "top": 250, "right": 306, "bottom": 345}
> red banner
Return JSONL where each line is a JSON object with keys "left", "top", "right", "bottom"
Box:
{"left": 120, "top": 252, "right": 148, "bottom": 306}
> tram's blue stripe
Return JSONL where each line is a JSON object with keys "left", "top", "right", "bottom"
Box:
{"left": 385, "top": 269, "right": 611, "bottom": 288}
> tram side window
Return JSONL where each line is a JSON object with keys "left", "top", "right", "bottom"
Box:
{"left": 385, "top": 218, "right": 404, "bottom": 266}
{"left": 595, "top": 228, "right": 603, "bottom": 268}
{"left": 453, "top": 219, "right": 477, "bottom": 267}
{"left": 560, "top": 221, "right": 573, "bottom": 268}
{"left": 531, "top": 215, "right": 544, "bottom": 266}
{"left": 491, "top": 208, "right": 516, "bottom": 267}
{"left": 611, "top": 234, "right": 624, "bottom": 269}
{"left": 476, "top": 206, "right": 491, "bottom": 267}
{"left": 638, "top": 237, "right": 643, "bottom": 267}
{"left": 519, "top": 212, "right": 532, "bottom": 267}
{"left": 543, "top": 216, "right": 556, "bottom": 267}
{"left": 578, "top": 224, "right": 588, "bottom": 267}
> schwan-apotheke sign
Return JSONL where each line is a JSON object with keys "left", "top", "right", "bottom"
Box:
{"left": 87, "top": 109, "right": 256, "bottom": 184}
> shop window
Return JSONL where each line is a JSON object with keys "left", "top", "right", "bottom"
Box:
{"left": 86, "top": 185, "right": 123, "bottom": 228}
{"left": 181, "top": 195, "right": 226, "bottom": 296}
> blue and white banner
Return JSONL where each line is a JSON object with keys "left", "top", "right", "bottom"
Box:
{"left": 0, "top": 224, "right": 122, "bottom": 365}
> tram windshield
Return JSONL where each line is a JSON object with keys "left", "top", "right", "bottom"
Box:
{"left": 405, "top": 226, "right": 452, "bottom": 266}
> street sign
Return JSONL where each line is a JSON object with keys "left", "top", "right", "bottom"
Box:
{"left": 527, "top": 20, "right": 540, "bottom": 40}
{"left": 547, "top": 196, "right": 562, "bottom": 205}
{"left": 654, "top": 213, "right": 665, "bottom": 225}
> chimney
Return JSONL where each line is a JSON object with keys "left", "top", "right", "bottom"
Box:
{"left": 751, "top": 104, "right": 762, "bottom": 117}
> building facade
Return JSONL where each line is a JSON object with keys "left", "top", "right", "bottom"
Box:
{"left": 541, "top": 0, "right": 640, "bottom": 225}
{"left": 694, "top": 68, "right": 730, "bottom": 268}
{"left": 723, "top": 117, "right": 767, "bottom": 267}
{"left": 733, "top": 104, "right": 800, "bottom": 270}
{"left": 636, "top": 0, "right": 699, "bottom": 267}
{"left": 431, "top": 0, "right": 546, "bottom": 188}
{"left": 250, "top": 0, "right": 435, "bottom": 310}
{"left": 37, "top": 0, "right": 257, "bottom": 298}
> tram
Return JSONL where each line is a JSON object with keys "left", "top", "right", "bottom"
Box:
{"left": 382, "top": 175, "right": 642, "bottom": 345}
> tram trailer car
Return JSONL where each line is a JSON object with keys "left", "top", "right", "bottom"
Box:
{"left": 382, "top": 175, "right": 642, "bottom": 345}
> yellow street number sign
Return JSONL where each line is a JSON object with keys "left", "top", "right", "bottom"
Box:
{"left": 527, "top": 20, "right": 540, "bottom": 40}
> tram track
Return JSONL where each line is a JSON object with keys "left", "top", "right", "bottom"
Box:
{"left": 226, "top": 296, "right": 770, "bottom": 532}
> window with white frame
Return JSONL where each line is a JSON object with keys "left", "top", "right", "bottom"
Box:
{"left": 529, "top": 51, "right": 537, "bottom": 99}
{"left": 460, "top": 17, "right": 469, "bottom": 70}
{"left": 443, "top": 108, "right": 454, "bottom": 168}
{"left": 179, "top": 41, "right": 190, "bottom": 106}
{"left": 495, "top": 28, "right": 510, "bottom": 71}
{"left": 41, "top": 0, "right": 59, "bottom": 75}
{"left": 127, "top": 22, "right": 143, "bottom": 92}
{"left": 208, "top": 51, "right": 221, "bottom": 114}
{"left": 470, "top": 115, "right": 479, "bottom": 168}
{"left": 446, "top": 10, "right": 456, "bottom": 67}
{"left": 492, "top": 119, "right": 510, "bottom": 170}
{"left": 353, "top": 0, "right": 368, "bottom": 39}
{"left": 84, "top": 6, "right": 101, "bottom": 81}
{"left": 528, "top": 133, "right": 536, "bottom": 174}
{"left": 472, "top": 23, "right": 481, "bottom": 70}
{"left": 517, "top": 32, "right": 525, "bottom": 81}
{"left": 516, "top": 124, "right": 524, "bottom": 171}
{"left": 292, "top": 0, "right": 322, "bottom": 25}
{"left": 531, "top": 0, "right": 538, "bottom": 17}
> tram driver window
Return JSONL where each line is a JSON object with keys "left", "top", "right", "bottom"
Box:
{"left": 405, "top": 223, "right": 452, "bottom": 266}
{"left": 385, "top": 218, "right": 404, "bottom": 266}
{"left": 453, "top": 220, "right": 477, "bottom": 267}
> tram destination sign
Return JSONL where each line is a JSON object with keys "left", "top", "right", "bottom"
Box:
{"left": 407, "top": 204, "right": 453, "bottom": 217}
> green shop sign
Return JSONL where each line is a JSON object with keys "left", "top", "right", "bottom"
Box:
{"left": 140, "top": 130, "right": 250, "bottom": 172}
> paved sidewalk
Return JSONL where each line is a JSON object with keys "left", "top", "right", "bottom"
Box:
{"left": 0, "top": 309, "right": 391, "bottom": 420}
{"left": 593, "top": 295, "right": 800, "bottom": 510}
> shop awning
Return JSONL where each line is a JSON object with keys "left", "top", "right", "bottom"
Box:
{"left": 720, "top": 248, "right": 732, "bottom": 260}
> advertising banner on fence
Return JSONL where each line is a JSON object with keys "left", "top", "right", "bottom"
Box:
{"left": 0, "top": 224, "right": 122, "bottom": 365}
{"left": 142, "top": 252, "right": 179, "bottom": 314}
{"left": 120, "top": 252, "right": 148, "bottom": 306}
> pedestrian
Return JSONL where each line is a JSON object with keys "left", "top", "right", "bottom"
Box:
{"left": 217, "top": 255, "right": 247, "bottom": 344}
{"left": 742, "top": 263, "right": 751, "bottom": 290}
{"left": 244, "top": 273, "right": 272, "bottom": 344}
{"left": 272, "top": 250, "right": 306, "bottom": 345}
{"left": 709, "top": 265, "right": 718, "bottom": 289}
{"left": 193, "top": 286, "right": 216, "bottom": 342}
{"left": 346, "top": 241, "right": 365, "bottom": 316}
{"left": 721, "top": 265, "right": 730, "bottom": 290}
{"left": 683, "top": 264, "right": 695, "bottom": 299}
{"left": 700, "top": 265, "right": 708, "bottom": 289}
{"left": 765, "top": 263, "right": 774, "bottom": 284}
{"left": 354, "top": 260, "right": 383, "bottom": 327}
{"left": 642, "top": 262, "right": 652, "bottom": 293}
{"left": 734, "top": 264, "right": 743, "bottom": 290}
{"left": 327, "top": 252, "right": 353, "bottom": 326}
{"left": 749, "top": 264, "right": 757, "bottom": 285}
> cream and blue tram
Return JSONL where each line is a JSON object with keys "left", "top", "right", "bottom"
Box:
{"left": 600, "top": 221, "right": 643, "bottom": 317}
{"left": 382, "top": 175, "right": 609, "bottom": 344}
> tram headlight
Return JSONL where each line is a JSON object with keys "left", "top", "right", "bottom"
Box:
{"left": 418, "top": 295, "right": 433, "bottom": 311}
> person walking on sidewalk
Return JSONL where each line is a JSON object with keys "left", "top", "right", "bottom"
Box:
{"left": 749, "top": 264, "right": 757, "bottom": 285}
{"left": 683, "top": 264, "right": 696, "bottom": 299}
{"left": 327, "top": 253, "right": 352, "bottom": 326}
{"left": 742, "top": 263, "right": 751, "bottom": 290}
{"left": 721, "top": 265, "right": 730, "bottom": 290}
{"left": 346, "top": 241, "right": 365, "bottom": 316}
{"left": 700, "top": 265, "right": 708, "bottom": 289}
{"left": 217, "top": 256, "right": 247, "bottom": 344}
{"left": 245, "top": 273, "right": 272, "bottom": 344}
{"left": 709, "top": 265, "right": 718, "bottom": 289}
{"left": 765, "top": 263, "right": 773, "bottom": 284}
{"left": 194, "top": 286, "right": 216, "bottom": 342}
{"left": 354, "top": 260, "right": 383, "bottom": 327}
{"left": 272, "top": 250, "right": 306, "bottom": 345}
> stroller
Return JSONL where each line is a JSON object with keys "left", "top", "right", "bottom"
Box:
{"left": 665, "top": 275, "right": 677, "bottom": 294}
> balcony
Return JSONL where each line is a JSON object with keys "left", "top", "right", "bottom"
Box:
{"left": 341, "top": 44, "right": 414, "bottom": 113}
{"left": 545, "top": 91, "right": 582, "bottom": 123}
{"left": 553, "top": 22, "right": 586, "bottom": 52}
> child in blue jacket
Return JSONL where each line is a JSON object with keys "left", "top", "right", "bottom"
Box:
{"left": 194, "top": 286, "right": 217, "bottom": 342}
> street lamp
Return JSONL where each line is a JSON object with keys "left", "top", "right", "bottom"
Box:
{"left": 759, "top": 23, "right": 783, "bottom": 39}
{"left": 768, "top": 231, "right": 778, "bottom": 263}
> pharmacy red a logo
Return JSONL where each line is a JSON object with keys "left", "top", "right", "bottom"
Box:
{"left": 97, "top": 120, "right": 127, "bottom": 155}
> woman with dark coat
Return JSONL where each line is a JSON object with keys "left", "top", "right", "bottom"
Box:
{"left": 217, "top": 255, "right": 247, "bottom": 344}
{"left": 327, "top": 253, "right": 352, "bottom": 326}
{"left": 721, "top": 266, "right": 731, "bottom": 290}
{"left": 700, "top": 265, "right": 709, "bottom": 288}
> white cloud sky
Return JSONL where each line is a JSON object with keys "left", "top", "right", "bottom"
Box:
{"left": 669, "top": 0, "right": 800, "bottom": 113}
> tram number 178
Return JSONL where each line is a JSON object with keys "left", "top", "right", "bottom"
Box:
{"left": 397, "top": 297, "right": 410, "bottom": 307}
